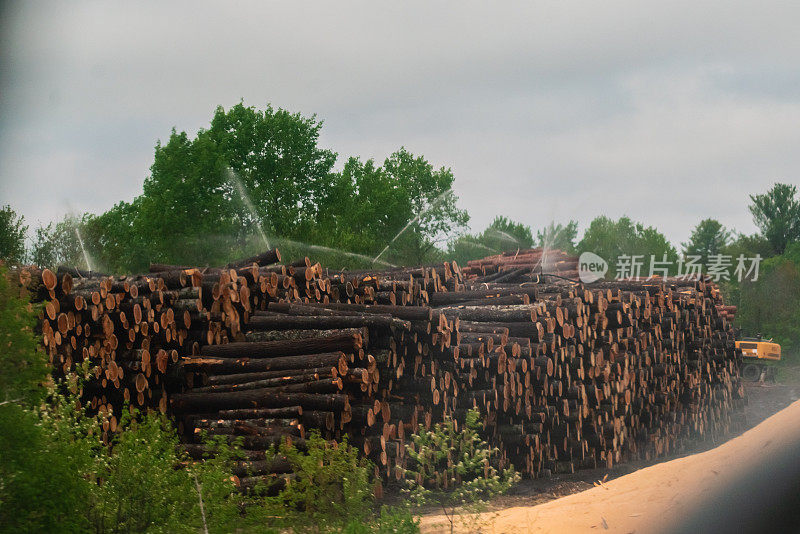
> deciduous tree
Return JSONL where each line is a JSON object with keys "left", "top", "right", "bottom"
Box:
{"left": 577, "top": 216, "right": 677, "bottom": 276}
{"left": 0, "top": 205, "right": 27, "bottom": 264}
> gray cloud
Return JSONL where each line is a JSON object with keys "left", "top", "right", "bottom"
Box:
{"left": 1, "top": 1, "right": 799, "bottom": 247}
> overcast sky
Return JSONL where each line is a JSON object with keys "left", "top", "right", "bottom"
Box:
{"left": 1, "top": 1, "right": 799, "bottom": 248}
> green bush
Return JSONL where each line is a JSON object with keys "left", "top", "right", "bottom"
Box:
{"left": 0, "top": 266, "right": 48, "bottom": 405}
{"left": 0, "top": 266, "right": 94, "bottom": 533}
{"left": 88, "top": 411, "right": 242, "bottom": 534}
{"left": 0, "top": 400, "right": 95, "bottom": 533}
{"left": 402, "top": 408, "right": 519, "bottom": 509}
{"left": 342, "top": 505, "right": 420, "bottom": 534}
{"left": 254, "top": 431, "right": 376, "bottom": 531}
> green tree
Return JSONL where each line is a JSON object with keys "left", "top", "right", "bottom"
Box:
{"left": 209, "top": 103, "right": 338, "bottom": 239}
{"left": 484, "top": 216, "right": 534, "bottom": 250}
{"left": 447, "top": 216, "right": 533, "bottom": 265}
{"left": 536, "top": 220, "right": 578, "bottom": 253}
{"left": 577, "top": 216, "right": 678, "bottom": 277}
{"left": 317, "top": 149, "right": 469, "bottom": 266}
{"left": 83, "top": 201, "right": 143, "bottom": 274}
{"left": 81, "top": 104, "right": 469, "bottom": 272}
{"left": 83, "top": 102, "right": 340, "bottom": 272}
{"left": 735, "top": 243, "right": 800, "bottom": 360}
{"left": 0, "top": 267, "right": 93, "bottom": 533}
{"left": 402, "top": 408, "right": 519, "bottom": 530}
{"left": 682, "top": 218, "right": 731, "bottom": 267}
{"left": 29, "top": 215, "right": 93, "bottom": 270}
{"left": 0, "top": 205, "right": 28, "bottom": 264}
{"left": 722, "top": 232, "right": 774, "bottom": 262}
{"left": 749, "top": 183, "right": 800, "bottom": 255}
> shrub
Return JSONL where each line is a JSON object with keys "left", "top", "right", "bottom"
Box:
{"left": 342, "top": 505, "right": 420, "bottom": 534}
{"left": 0, "top": 266, "right": 93, "bottom": 533}
{"left": 254, "top": 431, "right": 376, "bottom": 531}
{"left": 0, "top": 265, "right": 48, "bottom": 405}
{"left": 0, "top": 400, "right": 95, "bottom": 533}
{"left": 401, "top": 408, "right": 519, "bottom": 512}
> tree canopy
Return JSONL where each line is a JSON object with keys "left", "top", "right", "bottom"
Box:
{"left": 0, "top": 206, "right": 27, "bottom": 264}
{"left": 28, "top": 103, "right": 468, "bottom": 272}
{"left": 577, "top": 216, "right": 677, "bottom": 276}
{"left": 682, "top": 218, "right": 731, "bottom": 267}
{"left": 447, "top": 216, "right": 533, "bottom": 265}
{"left": 536, "top": 220, "right": 578, "bottom": 253}
{"left": 749, "top": 183, "right": 800, "bottom": 255}
{"left": 318, "top": 149, "right": 468, "bottom": 266}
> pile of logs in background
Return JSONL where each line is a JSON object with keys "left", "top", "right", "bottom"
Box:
{"left": 17, "top": 247, "right": 745, "bottom": 490}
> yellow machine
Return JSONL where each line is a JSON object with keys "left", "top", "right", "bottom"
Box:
{"left": 736, "top": 337, "right": 781, "bottom": 381}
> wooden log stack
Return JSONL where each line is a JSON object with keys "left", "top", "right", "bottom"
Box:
{"left": 462, "top": 248, "right": 579, "bottom": 283}
{"left": 18, "top": 247, "right": 744, "bottom": 486}
{"left": 431, "top": 253, "right": 745, "bottom": 476}
{"left": 170, "top": 264, "right": 466, "bottom": 487}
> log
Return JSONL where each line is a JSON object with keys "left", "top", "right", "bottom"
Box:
{"left": 227, "top": 248, "right": 282, "bottom": 269}
{"left": 171, "top": 390, "right": 349, "bottom": 413}
{"left": 179, "top": 352, "right": 348, "bottom": 375}
{"left": 200, "top": 331, "right": 364, "bottom": 358}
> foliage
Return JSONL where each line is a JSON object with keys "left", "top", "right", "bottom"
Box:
{"left": 682, "top": 218, "right": 731, "bottom": 267}
{"left": 401, "top": 408, "right": 519, "bottom": 511}
{"left": 2, "top": 389, "right": 242, "bottom": 533}
{"left": 259, "top": 431, "right": 376, "bottom": 531}
{"left": 54, "top": 103, "right": 467, "bottom": 273}
{"left": 577, "top": 216, "right": 678, "bottom": 277}
{"left": 0, "top": 268, "right": 94, "bottom": 532}
{"left": 722, "top": 232, "right": 775, "bottom": 262}
{"left": 83, "top": 200, "right": 148, "bottom": 275}
{"left": 749, "top": 182, "right": 800, "bottom": 255}
{"left": 88, "top": 412, "right": 241, "bottom": 534}
{"left": 536, "top": 220, "right": 578, "bottom": 253}
{"left": 342, "top": 506, "right": 421, "bottom": 534}
{"left": 0, "top": 205, "right": 28, "bottom": 264}
{"left": 733, "top": 242, "right": 800, "bottom": 361}
{"left": 318, "top": 150, "right": 469, "bottom": 266}
{"left": 447, "top": 216, "right": 533, "bottom": 265}
{"left": 482, "top": 216, "right": 534, "bottom": 251}
{"left": 0, "top": 397, "right": 95, "bottom": 533}
{"left": 29, "top": 214, "right": 95, "bottom": 270}
{"left": 0, "top": 266, "right": 48, "bottom": 404}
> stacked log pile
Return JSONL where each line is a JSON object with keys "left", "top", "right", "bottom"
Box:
{"left": 428, "top": 266, "right": 745, "bottom": 476}
{"left": 462, "top": 248, "right": 579, "bottom": 283}
{"left": 19, "top": 247, "right": 744, "bottom": 484}
{"left": 15, "top": 249, "right": 288, "bottom": 443}
{"left": 716, "top": 305, "right": 737, "bottom": 322}
{"left": 171, "top": 265, "right": 465, "bottom": 487}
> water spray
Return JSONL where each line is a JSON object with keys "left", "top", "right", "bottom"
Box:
{"left": 372, "top": 189, "right": 453, "bottom": 265}
{"left": 227, "top": 167, "right": 270, "bottom": 249}
{"left": 484, "top": 227, "right": 520, "bottom": 245}
{"left": 275, "top": 237, "right": 396, "bottom": 268}
{"left": 74, "top": 225, "right": 93, "bottom": 272}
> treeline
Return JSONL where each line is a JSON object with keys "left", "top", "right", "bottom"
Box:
{"left": 7, "top": 103, "right": 469, "bottom": 273}
{"left": 0, "top": 103, "right": 799, "bottom": 356}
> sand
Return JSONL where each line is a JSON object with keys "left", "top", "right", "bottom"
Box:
{"left": 420, "top": 399, "right": 800, "bottom": 533}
